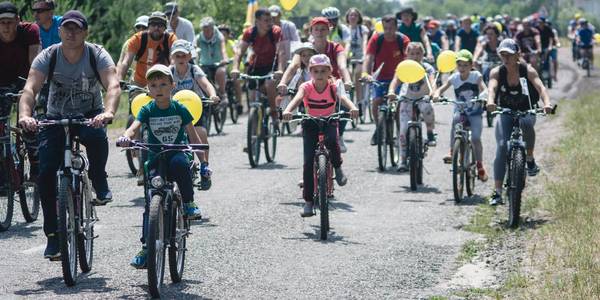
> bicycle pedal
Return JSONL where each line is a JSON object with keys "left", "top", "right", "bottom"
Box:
{"left": 48, "top": 256, "right": 62, "bottom": 262}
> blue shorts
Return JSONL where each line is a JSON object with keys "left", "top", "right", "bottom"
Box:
{"left": 372, "top": 80, "right": 401, "bottom": 98}
{"left": 550, "top": 48, "right": 557, "bottom": 61}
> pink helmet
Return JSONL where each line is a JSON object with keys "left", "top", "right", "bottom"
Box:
{"left": 308, "top": 54, "right": 332, "bottom": 70}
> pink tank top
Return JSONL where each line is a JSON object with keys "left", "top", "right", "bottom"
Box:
{"left": 301, "top": 80, "right": 338, "bottom": 117}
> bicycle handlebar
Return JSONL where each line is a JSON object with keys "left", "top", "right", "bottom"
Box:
{"left": 239, "top": 73, "right": 274, "bottom": 81}
{"left": 116, "top": 141, "right": 209, "bottom": 155}
{"left": 37, "top": 118, "right": 112, "bottom": 127}
{"left": 199, "top": 59, "right": 233, "bottom": 68}
{"left": 491, "top": 104, "right": 557, "bottom": 116}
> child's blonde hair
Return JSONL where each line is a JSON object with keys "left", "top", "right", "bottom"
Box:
{"left": 406, "top": 42, "right": 425, "bottom": 54}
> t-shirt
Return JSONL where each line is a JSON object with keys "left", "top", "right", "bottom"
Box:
{"left": 300, "top": 80, "right": 337, "bottom": 117}
{"left": 577, "top": 27, "right": 594, "bottom": 46}
{"left": 428, "top": 30, "right": 445, "bottom": 48}
{"left": 197, "top": 27, "right": 224, "bottom": 65}
{"left": 366, "top": 32, "right": 410, "bottom": 81}
{"left": 137, "top": 100, "right": 193, "bottom": 164}
{"left": 39, "top": 15, "right": 62, "bottom": 49}
{"left": 457, "top": 28, "right": 479, "bottom": 53}
{"left": 0, "top": 22, "right": 40, "bottom": 86}
{"left": 280, "top": 20, "right": 300, "bottom": 42}
{"left": 448, "top": 71, "right": 483, "bottom": 115}
{"left": 350, "top": 25, "right": 368, "bottom": 58}
{"left": 167, "top": 17, "right": 195, "bottom": 43}
{"left": 538, "top": 26, "right": 555, "bottom": 49}
{"left": 31, "top": 42, "right": 114, "bottom": 118}
{"left": 319, "top": 41, "right": 345, "bottom": 79}
{"left": 515, "top": 28, "right": 540, "bottom": 53}
{"left": 127, "top": 31, "right": 177, "bottom": 86}
{"left": 399, "top": 22, "right": 422, "bottom": 43}
{"left": 399, "top": 62, "right": 434, "bottom": 100}
{"left": 170, "top": 64, "right": 207, "bottom": 97}
{"left": 242, "top": 25, "right": 282, "bottom": 68}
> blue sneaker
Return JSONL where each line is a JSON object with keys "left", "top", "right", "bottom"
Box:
{"left": 183, "top": 202, "right": 202, "bottom": 220}
{"left": 44, "top": 233, "right": 61, "bottom": 260}
{"left": 198, "top": 162, "right": 212, "bottom": 191}
{"left": 130, "top": 248, "right": 147, "bottom": 269}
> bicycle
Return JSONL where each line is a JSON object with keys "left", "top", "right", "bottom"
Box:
{"left": 120, "top": 81, "right": 148, "bottom": 176}
{"left": 376, "top": 95, "right": 399, "bottom": 171}
{"left": 579, "top": 46, "right": 592, "bottom": 77}
{"left": 399, "top": 96, "right": 432, "bottom": 191}
{"left": 240, "top": 73, "right": 278, "bottom": 168}
{"left": 0, "top": 89, "right": 40, "bottom": 231}
{"left": 279, "top": 87, "right": 300, "bottom": 136}
{"left": 117, "top": 141, "right": 207, "bottom": 298}
{"left": 439, "top": 97, "right": 485, "bottom": 203}
{"left": 37, "top": 118, "right": 104, "bottom": 286}
{"left": 200, "top": 60, "right": 233, "bottom": 135}
{"left": 491, "top": 105, "right": 556, "bottom": 227}
{"left": 357, "top": 78, "right": 374, "bottom": 124}
{"left": 286, "top": 111, "right": 351, "bottom": 240}
{"left": 540, "top": 49, "right": 553, "bottom": 89}
{"left": 480, "top": 59, "right": 501, "bottom": 127}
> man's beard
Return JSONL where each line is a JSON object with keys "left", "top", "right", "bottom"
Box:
{"left": 150, "top": 31, "right": 162, "bottom": 40}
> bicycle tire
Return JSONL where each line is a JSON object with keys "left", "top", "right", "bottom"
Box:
{"left": 147, "top": 194, "right": 166, "bottom": 298}
{"left": 389, "top": 117, "right": 399, "bottom": 167}
{"left": 465, "top": 143, "right": 476, "bottom": 197}
{"left": 227, "top": 83, "right": 239, "bottom": 124}
{"left": 486, "top": 111, "right": 494, "bottom": 128}
{"left": 358, "top": 102, "right": 366, "bottom": 124}
{"left": 317, "top": 154, "right": 329, "bottom": 240}
{"left": 452, "top": 138, "right": 465, "bottom": 203}
{"left": 587, "top": 60, "right": 591, "bottom": 77}
{"left": 168, "top": 191, "right": 187, "bottom": 283}
{"left": 213, "top": 104, "right": 227, "bottom": 134}
{"left": 507, "top": 148, "right": 526, "bottom": 228}
{"left": 205, "top": 104, "right": 213, "bottom": 136}
{"left": 125, "top": 116, "right": 140, "bottom": 175}
{"left": 408, "top": 127, "right": 418, "bottom": 191}
{"left": 77, "top": 173, "right": 94, "bottom": 273}
{"left": 58, "top": 175, "right": 77, "bottom": 286}
{"left": 18, "top": 146, "right": 40, "bottom": 222}
{"left": 416, "top": 131, "right": 424, "bottom": 185}
{"left": 0, "top": 159, "right": 15, "bottom": 232}
{"left": 264, "top": 114, "right": 278, "bottom": 162}
{"left": 247, "top": 108, "right": 261, "bottom": 168}
{"left": 376, "top": 114, "right": 387, "bottom": 171}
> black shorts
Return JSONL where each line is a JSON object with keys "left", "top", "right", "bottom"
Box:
{"left": 247, "top": 66, "right": 272, "bottom": 90}
{"left": 200, "top": 65, "right": 218, "bottom": 82}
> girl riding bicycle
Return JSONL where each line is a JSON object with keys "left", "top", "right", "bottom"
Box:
{"left": 433, "top": 49, "right": 489, "bottom": 181}
{"left": 282, "top": 54, "right": 358, "bottom": 217}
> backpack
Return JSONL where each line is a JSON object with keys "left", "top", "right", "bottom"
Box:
{"left": 134, "top": 32, "right": 171, "bottom": 65}
{"left": 47, "top": 42, "right": 104, "bottom": 90}
{"left": 375, "top": 32, "right": 406, "bottom": 56}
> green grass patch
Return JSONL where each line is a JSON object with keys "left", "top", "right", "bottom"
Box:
{"left": 427, "top": 296, "right": 448, "bottom": 300}
{"left": 457, "top": 239, "right": 484, "bottom": 263}
{"left": 453, "top": 288, "right": 501, "bottom": 299}
{"left": 107, "top": 93, "right": 130, "bottom": 130}
{"left": 463, "top": 204, "right": 504, "bottom": 240}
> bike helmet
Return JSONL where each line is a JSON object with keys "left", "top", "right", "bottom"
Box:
{"left": 321, "top": 7, "right": 340, "bottom": 20}
{"left": 580, "top": 18, "right": 588, "bottom": 25}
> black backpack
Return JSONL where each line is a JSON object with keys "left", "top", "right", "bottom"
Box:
{"left": 134, "top": 32, "right": 171, "bottom": 65}
{"left": 375, "top": 32, "right": 406, "bottom": 56}
{"left": 47, "top": 42, "right": 104, "bottom": 90}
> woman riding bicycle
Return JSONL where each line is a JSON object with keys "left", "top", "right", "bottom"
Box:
{"left": 473, "top": 24, "right": 502, "bottom": 84}
{"left": 486, "top": 39, "right": 552, "bottom": 205}
{"left": 345, "top": 8, "right": 368, "bottom": 108}
{"left": 281, "top": 54, "right": 358, "bottom": 217}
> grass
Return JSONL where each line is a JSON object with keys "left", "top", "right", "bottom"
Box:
{"left": 107, "top": 94, "right": 130, "bottom": 130}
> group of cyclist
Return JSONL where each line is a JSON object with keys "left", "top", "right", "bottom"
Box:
{"left": 0, "top": 0, "right": 586, "bottom": 269}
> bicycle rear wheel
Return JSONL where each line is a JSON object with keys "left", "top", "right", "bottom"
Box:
{"left": 0, "top": 160, "right": 15, "bottom": 231}
{"left": 452, "top": 139, "right": 465, "bottom": 203}
{"left": 264, "top": 113, "right": 278, "bottom": 162}
{"left": 376, "top": 114, "right": 387, "bottom": 171}
{"left": 147, "top": 194, "right": 166, "bottom": 298}
{"left": 465, "top": 143, "right": 476, "bottom": 197}
{"left": 389, "top": 117, "right": 399, "bottom": 167}
{"left": 213, "top": 104, "right": 227, "bottom": 134}
{"left": 204, "top": 104, "right": 213, "bottom": 136}
{"left": 227, "top": 82, "right": 239, "bottom": 124}
{"left": 169, "top": 191, "right": 187, "bottom": 283}
{"left": 18, "top": 143, "right": 39, "bottom": 222}
{"left": 58, "top": 175, "right": 77, "bottom": 286}
{"left": 78, "top": 173, "right": 95, "bottom": 273}
{"left": 408, "top": 127, "right": 418, "bottom": 191}
{"left": 247, "top": 107, "right": 261, "bottom": 167}
{"left": 317, "top": 154, "right": 329, "bottom": 240}
{"left": 507, "top": 148, "right": 526, "bottom": 228}
{"left": 125, "top": 116, "right": 140, "bottom": 175}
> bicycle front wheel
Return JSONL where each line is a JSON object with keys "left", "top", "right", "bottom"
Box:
{"left": 77, "top": 173, "right": 95, "bottom": 273}
{"left": 465, "top": 142, "right": 476, "bottom": 197}
{"left": 168, "top": 192, "right": 188, "bottom": 283}
{"left": 408, "top": 127, "right": 419, "bottom": 191}
{"left": 147, "top": 194, "right": 166, "bottom": 298}
{"left": 58, "top": 175, "right": 78, "bottom": 286}
{"left": 247, "top": 107, "right": 261, "bottom": 167}
{"left": 389, "top": 117, "right": 399, "bottom": 167}
{"left": 376, "top": 114, "right": 387, "bottom": 171}
{"left": 213, "top": 104, "right": 227, "bottom": 134}
{"left": 452, "top": 138, "right": 465, "bottom": 203}
{"left": 507, "top": 148, "right": 526, "bottom": 228}
{"left": 18, "top": 144, "right": 39, "bottom": 222}
{"left": 125, "top": 115, "right": 140, "bottom": 175}
{"left": 317, "top": 154, "right": 329, "bottom": 240}
{"left": 264, "top": 113, "right": 277, "bottom": 162}
{"left": 0, "top": 166, "right": 14, "bottom": 231}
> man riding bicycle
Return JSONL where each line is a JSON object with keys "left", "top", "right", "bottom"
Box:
{"left": 197, "top": 17, "right": 229, "bottom": 103}
{"left": 514, "top": 18, "right": 541, "bottom": 68}
{"left": 32, "top": 0, "right": 61, "bottom": 49}
{"left": 576, "top": 19, "right": 595, "bottom": 68}
{"left": 164, "top": 2, "right": 195, "bottom": 44}
{"left": 537, "top": 17, "right": 557, "bottom": 81}
{"left": 18, "top": 10, "right": 120, "bottom": 259}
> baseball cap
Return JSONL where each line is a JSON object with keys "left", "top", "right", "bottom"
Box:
{"left": 164, "top": 2, "right": 178, "bottom": 15}
{"left": 497, "top": 38, "right": 519, "bottom": 55}
{"left": 60, "top": 10, "right": 88, "bottom": 29}
{"left": 427, "top": 20, "right": 441, "bottom": 29}
{"left": 170, "top": 40, "right": 192, "bottom": 55}
{"left": 269, "top": 5, "right": 282, "bottom": 17}
{"left": 146, "top": 64, "right": 173, "bottom": 80}
{"left": 200, "top": 16, "right": 214, "bottom": 28}
{"left": 148, "top": 11, "right": 167, "bottom": 25}
{"left": 310, "top": 17, "right": 329, "bottom": 28}
{"left": 0, "top": 2, "right": 18, "bottom": 19}
{"left": 33, "top": 0, "right": 54, "bottom": 10}
{"left": 309, "top": 54, "right": 332, "bottom": 70}
{"left": 292, "top": 42, "right": 316, "bottom": 55}
{"left": 134, "top": 15, "right": 149, "bottom": 28}
{"left": 456, "top": 49, "right": 473, "bottom": 62}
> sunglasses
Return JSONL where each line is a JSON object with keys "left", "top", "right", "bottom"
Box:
{"left": 135, "top": 25, "right": 147, "bottom": 31}
{"left": 149, "top": 22, "right": 166, "bottom": 28}
{"left": 33, "top": 9, "right": 51, "bottom": 13}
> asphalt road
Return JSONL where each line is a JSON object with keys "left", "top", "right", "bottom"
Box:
{"left": 0, "top": 49, "right": 581, "bottom": 299}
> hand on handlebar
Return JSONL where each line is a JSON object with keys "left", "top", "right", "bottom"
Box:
{"left": 116, "top": 136, "right": 132, "bottom": 147}
{"left": 91, "top": 112, "right": 114, "bottom": 128}
{"left": 230, "top": 69, "right": 240, "bottom": 80}
{"left": 273, "top": 70, "right": 283, "bottom": 81}
{"left": 386, "top": 93, "right": 397, "bottom": 101}
{"left": 210, "top": 95, "right": 221, "bottom": 104}
{"left": 543, "top": 105, "right": 554, "bottom": 114}
{"left": 277, "top": 83, "right": 288, "bottom": 96}
{"left": 360, "top": 73, "right": 373, "bottom": 83}
{"left": 281, "top": 110, "right": 293, "bottom": 121}
{"left": 349, "top": 108, "right": 359, "bottom": 119}
{"left": 486, "top": 102, "right": 497, "bottom": 113}
{"left": 19, "top": 116, "right": 37, "bottom": 132}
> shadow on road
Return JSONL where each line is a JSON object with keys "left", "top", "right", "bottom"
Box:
{"left": 123, "top": 279, "right": 210, "bottom": 300}
{"left": 282, "top": 226, "right": 363, "bottom": 245}
{"left": 439, "top": 195, "right": 486, "bottom": 206}
{"left": 111, "top": 196, "right": 145, "bottom": 208}
{"left": 0, "top": 223, "right": 42, "bottom": 239}
{"left": 14, "top": 274, "right": 116, "bottom": 296}
{"left": 394, "top": 185, "right": 442, "bottom": 194}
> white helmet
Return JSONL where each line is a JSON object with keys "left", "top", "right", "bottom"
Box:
{"left": 321, "top": 7, "right": 340, "bottom": 19}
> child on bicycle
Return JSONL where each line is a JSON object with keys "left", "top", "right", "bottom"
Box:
{"left": 170, "top": 40, "right": 220, "bottom": 190}
{"left": 282, "top": 54, "right": 358, "bottom": 217}
{"left": 117, "top": 64, "right": 204, "bottom": 268}
{"left": 433, "top": 49, "right": 489, "bottom": 181}
{"left": 387, "top": 42, "right": 437, "bottom": 172}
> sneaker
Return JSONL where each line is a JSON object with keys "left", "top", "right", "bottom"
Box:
{"left": 198, "top": 162, "right": 212, "bottom": 191}
{"left": 300, "top": 202, "right": 314, "bottom": 217}
{"left": 442, "top": 152, "right": 452, "bottom": 164}
{"left": 427, "top": 132, "right": 437, "bottom": 147}
{"left": 527, "top": 160, "right": 540, "bottom": 177}
{"left": 370, "top": 133, "right": 377, "bottom": 146}
{"left": 292, "top": 126, "right": 303, "bottom": 136}
{"left": 397, "top": 161, "right": 409, "bottom": 172}
{"left": 334, "top": 167, "right": 347, "bottom": 186}
{"left": 130, "top": 248, "right": 148, "bottom": 269}
{"left": 489, "top": 190, "right": 503, "bottom": 206}
{"left": 338, "top": 138, "right": 347, "bottom": 153}
{"left": 477, "top": 162, "right": 489, "bottom": 182}
{"left": 44, "top": 233, "right": 61, "bottom": 259}
{"left": 94, "top": 190, "right": 113, "bottom": 206}
{"left": 183, "top": 202, "right": 202, "bottom": 220}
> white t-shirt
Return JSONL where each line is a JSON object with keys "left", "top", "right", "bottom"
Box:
{"left": 448, "top": 70, "right": 484, "bottom": 115}
{"left": 350, "top": 25, "right": 368, "bottom": 58}
{"left": 170, "top": 64, "right": 207, "bottom": 98}
{"left": 399, "top": 62, "right": 435, "bottom": 100}
{"left": 167, "top": 17, "right": 195, "bottom": 44}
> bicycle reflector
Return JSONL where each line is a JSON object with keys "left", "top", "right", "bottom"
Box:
{"left": 150, "top": 176, "right": 165, "bottom": 189}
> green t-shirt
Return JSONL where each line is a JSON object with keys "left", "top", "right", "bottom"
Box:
{"left": 399, "top": 22, "right": 422, "bottom": 43}
{"left": 137, "top": 100, "right": 193, "bottom": 164}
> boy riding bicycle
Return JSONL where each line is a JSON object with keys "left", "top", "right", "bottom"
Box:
{"left": 117, "top": 64, "right": 204, "bottom": 268}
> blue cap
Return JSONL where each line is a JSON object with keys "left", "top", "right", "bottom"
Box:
{"left": 61, "top": 10, "right": 88, "bottom": 29}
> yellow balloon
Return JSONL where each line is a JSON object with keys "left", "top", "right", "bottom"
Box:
{"left": 131, "top": 93, "right": 153, "bottom": 119}
{"left": 375, "top": 21, "right": 383, "bottom": 33}
{"left": 280, "top": 0, "right": 298, "bottom": 11}
{"left": 173, "top": 90, "right": 203, "bottom": 125}
{"left": 595, "top": 33, "right": 600, "bottom": 44}
{"left": 436, "top": 50, "right": 458, "bottom": 73}
{"left": 395, "top": 60, "right": 426, "bottom": 84}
